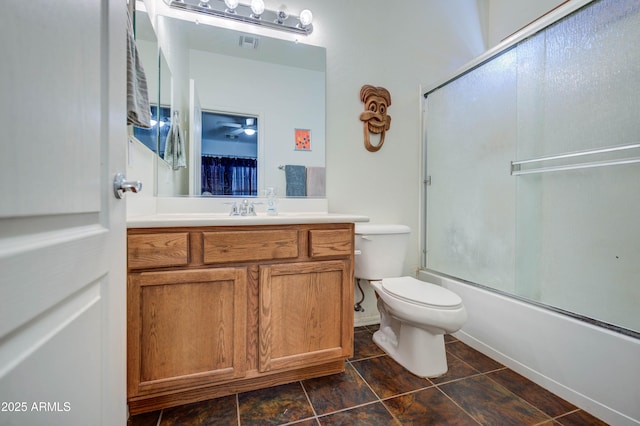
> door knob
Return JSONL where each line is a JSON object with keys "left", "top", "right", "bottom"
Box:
{"left": 113, "top": 173, "right": 142, "bottom": 199}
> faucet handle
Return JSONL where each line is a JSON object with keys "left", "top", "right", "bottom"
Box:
{"left": 225, "top": 201, "right": 240, "bottom": 216}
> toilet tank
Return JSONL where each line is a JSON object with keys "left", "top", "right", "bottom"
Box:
{"left": 354, "top": 224, "right": 410, "bottom": 280}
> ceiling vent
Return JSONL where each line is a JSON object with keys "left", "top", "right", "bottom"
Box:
{"left": 239, "top": 35, "right": 259, "bottom": 49}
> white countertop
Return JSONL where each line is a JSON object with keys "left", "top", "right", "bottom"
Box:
{"left": 127, "top": 212, "right": 370, "bottom": 228}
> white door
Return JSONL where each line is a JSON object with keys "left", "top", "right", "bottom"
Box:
{"left": 189, "top": 79, "right": 203, "bottom": 196}
{"left": 0, "top": 1, "right": 127, "bottom": 425}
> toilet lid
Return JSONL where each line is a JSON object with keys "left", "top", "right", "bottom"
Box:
{"left": 381, "top": 277, "right": 462, "bottom": 309}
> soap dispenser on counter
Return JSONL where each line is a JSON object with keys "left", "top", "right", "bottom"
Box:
{"left": 265, "top": 186, "right": 278, "bottom": 216}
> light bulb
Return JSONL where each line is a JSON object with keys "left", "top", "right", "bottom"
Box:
{"left": 275, "top": 6, "right": 289, "bottom": 24}
{"left": 224, "top": 0, "right": 239, "bottom": 12}
{"left": 299, "top": 9, "right": 313, "bottom": 27}
{"left": 244, "top": 128, "right": 256, "bottom": 136}
{"left": 250, "top": 0, "right": 265, "bottom": 17}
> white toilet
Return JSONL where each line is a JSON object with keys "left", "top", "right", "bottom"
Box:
{"left": 354, "top": 223, "right": 467, "bottom": 377}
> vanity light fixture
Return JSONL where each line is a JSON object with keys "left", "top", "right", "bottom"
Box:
{"left": 165, "top": 0, "right": 314, "bottom": 35}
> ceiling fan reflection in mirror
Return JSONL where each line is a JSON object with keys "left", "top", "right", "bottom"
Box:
{"left": 202, "top": 111, "right": 258, "bottom": 141}
{"left": 219, "top": 117, "right": 257, "bottom": 138}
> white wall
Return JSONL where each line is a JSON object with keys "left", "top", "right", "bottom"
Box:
{"left": 484, "top": 0, "right": 567, "bottom": 46}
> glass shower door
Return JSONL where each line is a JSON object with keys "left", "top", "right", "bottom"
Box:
{"left": 424, "top": 0, "right": 640, "bottom": 335}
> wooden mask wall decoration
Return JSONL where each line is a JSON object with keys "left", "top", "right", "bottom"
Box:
{"left": 359, "top": 85, "right": 392, "bottom": 152}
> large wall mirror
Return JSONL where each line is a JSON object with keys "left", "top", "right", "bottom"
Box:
{"left": 135, "top": 5, "right": 326, "bottom": 198}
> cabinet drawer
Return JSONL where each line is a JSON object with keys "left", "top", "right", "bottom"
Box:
{"left": 202, "top": 229, "right": 298, "bottom": 264}
{"left": 308, "top": 229, "right": 353, "bottom": 258}
{"left": 128, "top": 233, "right": 189, "bottom": 270}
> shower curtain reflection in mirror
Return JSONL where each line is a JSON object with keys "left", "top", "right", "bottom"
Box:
{"left": 201, "top": 156, "right": 257, "bottom": 196}
{"left": 198, "top": 110, "right": 259, "bottom": 196}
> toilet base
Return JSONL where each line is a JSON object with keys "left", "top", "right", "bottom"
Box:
{"left": 372, "top": 323, "right": 448, "bottom": 378}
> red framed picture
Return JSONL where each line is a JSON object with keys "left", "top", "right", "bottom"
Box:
{"left": 295, "top": 128, "right": 311, "bottom": 151}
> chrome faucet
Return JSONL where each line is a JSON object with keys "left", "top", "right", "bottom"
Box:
{"left": 228, "top": 199, "right": 258, "bottom": 216}
{"left": 241, "top": 199, "right": 258, "bottom": 216}
{"left": 229, "top": 199, "right": 254, "bottom": 216}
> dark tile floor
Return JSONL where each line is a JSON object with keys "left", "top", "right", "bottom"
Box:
{"left": 128, "top": 325, "right": 608, "bottom": 425}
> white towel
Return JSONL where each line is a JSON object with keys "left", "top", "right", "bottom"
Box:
{"left": 306, "top": 166, "right": 326, "bottom": 197}
{"left": 126, "top": 10, "right": 151, "bottom": 128}
{"left": 164, "top": 111, "right": 187, "bottom": 170}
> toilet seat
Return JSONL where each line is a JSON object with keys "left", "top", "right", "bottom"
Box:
{"left": 381, "top": 276, "right": 463, "bottom": 309}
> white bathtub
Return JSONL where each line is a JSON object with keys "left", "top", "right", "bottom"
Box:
{"left": 418, "top": 270, "right": 640, "bottom": 426}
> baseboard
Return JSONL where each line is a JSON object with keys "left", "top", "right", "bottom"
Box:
{"left": 354, "top": 314, "right": 380, "bottom": 328}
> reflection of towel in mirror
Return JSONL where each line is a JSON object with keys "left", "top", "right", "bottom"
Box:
{"left": 285, "top": 165, "right": 307, "bottom": 197}
{"left": 126, "top": 10, "right": 151, "bottom": 128}
{"left": 306, "top": 167, "right": 326, "bottom": 197}
{"left": 164, "top": 111, "right": 186, "bottom": 170}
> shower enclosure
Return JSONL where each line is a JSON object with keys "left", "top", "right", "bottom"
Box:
{"left": 422, "top": 0, "right": 640, "bottom": 337}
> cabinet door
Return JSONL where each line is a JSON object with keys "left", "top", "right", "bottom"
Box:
{"left": 259, "top": 261, "right": 353, "bottom": 372}
{"left": 128, "top": 268, "right": 247, "bottom": 397}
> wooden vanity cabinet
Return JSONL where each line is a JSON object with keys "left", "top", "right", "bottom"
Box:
{"left": 127, "top": 223, "right": 354, "bottom": 414}
{"left": 258, "top": 260, "right": 352, "bottom": 373}
{"left": 127, "top": 268, "right": 247, "bottom": 397}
